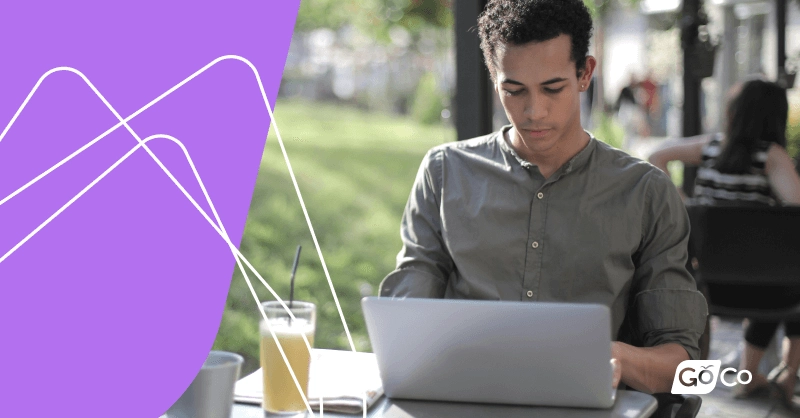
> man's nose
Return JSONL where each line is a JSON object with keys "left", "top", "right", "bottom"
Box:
{"left": 524, "top": 93, "right": 548, "bottom": 121}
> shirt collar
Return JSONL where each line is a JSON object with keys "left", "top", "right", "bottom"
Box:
{"left": 496, "top": 125, "right": 597, "bottom": 178}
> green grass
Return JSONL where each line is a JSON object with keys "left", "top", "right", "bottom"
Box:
{"left": 212, "top": 98, "right": 455, "bottom": 374}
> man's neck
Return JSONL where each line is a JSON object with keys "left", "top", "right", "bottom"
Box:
{"left": 507, "top": 126, "right": 590, "bottom": 179}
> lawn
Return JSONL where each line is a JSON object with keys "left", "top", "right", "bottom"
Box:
{"left": 212, "top": 98, "right": 455, "bottom": 374}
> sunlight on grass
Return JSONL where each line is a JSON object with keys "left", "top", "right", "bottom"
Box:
{"left": 213, "top": 99, "right": 454, "bottom": 374}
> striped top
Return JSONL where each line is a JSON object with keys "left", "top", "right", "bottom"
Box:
{"left": 693, "top": 133, "right": 776, "bottom": 206}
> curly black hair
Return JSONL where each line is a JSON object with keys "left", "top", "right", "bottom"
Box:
{"left": 478, "top": 0, "right": 594, "bottom": 81}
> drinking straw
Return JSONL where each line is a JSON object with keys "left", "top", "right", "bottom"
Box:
{"left": 288, "top": 245, "right": 302, "bottom": 324}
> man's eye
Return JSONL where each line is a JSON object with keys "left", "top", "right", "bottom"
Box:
{"left": 504, "top": 89, "right": 523, "bottom": 96}
{"left": 544, "top": 87, "right": 565, "bottom": 94}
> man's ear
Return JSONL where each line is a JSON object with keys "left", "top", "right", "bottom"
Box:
{"left": 579, "top": 56, "right": 597, "bottom": 91}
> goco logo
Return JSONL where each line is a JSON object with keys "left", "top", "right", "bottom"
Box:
{"left": 671, "top": 360, "right": 752, "bottom": 395}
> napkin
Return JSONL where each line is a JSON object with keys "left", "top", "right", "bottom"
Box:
{"left": 234, "top": 349, "right": 384, "bottom": 415}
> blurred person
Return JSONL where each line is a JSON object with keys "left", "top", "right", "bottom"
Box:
{"left": 648, "top": 79, "right": 800, "bottom": 205}
{"left": 639, "top": 70, "right": 659, "bottom": 136}
{"left": 648, "top": 79, "right": 800, "bottom": 407}
{"left": 615, "top": 73, "right": 638, "bottom": 111}
{"left": 616, "top": 73, "right": 646, "bottom": 146}
{"left": 381, "top": 0, "right": 708, "bottom": 394}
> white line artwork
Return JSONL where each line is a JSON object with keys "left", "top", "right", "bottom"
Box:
{"left": 0, "top": 55, "right": 366, "bottom": 417}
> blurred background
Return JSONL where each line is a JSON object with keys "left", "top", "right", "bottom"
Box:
{"left": 213, "top": 0, "right": 800, "bottom": 375}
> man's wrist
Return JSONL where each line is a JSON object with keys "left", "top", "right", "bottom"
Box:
{"left": 611, "top": 342, "right": 628, "bottom": 381}
{"left": 611, "top": 341, "right": 688, "bottom": 394}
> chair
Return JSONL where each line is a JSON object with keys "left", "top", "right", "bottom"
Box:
{"left": 651, "top": 394, "right": 702, "bottom": 418}
{"left": 665, "top": 205, "right": 800, "bottom": 417}
{"left": 685, "top": 204, "right": 800, "bottom": 320}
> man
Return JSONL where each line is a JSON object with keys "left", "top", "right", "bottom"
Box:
{"left": 380, "top": 0, "right": 707, "bottom": 394}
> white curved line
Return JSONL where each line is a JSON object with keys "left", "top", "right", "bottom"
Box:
{"left": 0, "top": 56, "right": 366, "bottom": 415}
{"left": 0, "top": 133, "right": 319, "bottom": 414}
{"left": 0, "top": 55, "right": 356, "bottom": 354}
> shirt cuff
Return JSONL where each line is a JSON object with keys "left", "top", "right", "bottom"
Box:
{"left": 632, "top": 289, "right": 709, "bottom": 360}
{"left": 643, "top": 329, "right": 703, "bottom": 360}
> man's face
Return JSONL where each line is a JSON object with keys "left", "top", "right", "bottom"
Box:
{"left": 494, "top": 34, "right": 593, "bottom": 155}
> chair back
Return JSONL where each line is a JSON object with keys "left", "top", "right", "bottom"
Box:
{"left": 686, "top": 204, "right": 800, "bottom": 286}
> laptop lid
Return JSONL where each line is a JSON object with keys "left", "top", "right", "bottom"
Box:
{"left": 362, "top": 297, "right": 615, "bottom": 409}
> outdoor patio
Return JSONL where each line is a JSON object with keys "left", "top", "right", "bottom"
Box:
{"left": 621, "top": 136, "right": 800, "bottom": 418}
{"left": 699, "top": 316, "right": 798, "bottom": 417}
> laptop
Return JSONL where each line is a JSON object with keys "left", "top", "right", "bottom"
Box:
{"left": 361, "top": 297, "right": 616, "bottom": 409}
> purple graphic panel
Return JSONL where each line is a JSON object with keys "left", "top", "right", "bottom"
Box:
{"left": 0, "top": 2, "right": 299, "bottom": 416}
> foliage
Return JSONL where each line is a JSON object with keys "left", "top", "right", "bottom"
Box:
{"left": 294, "top": 0, "right": 366, "bottom": 32}
{"left": 400, "top": 0, "right": 453, "bottom": 30}
{"left": 295, "top": 0, "right": 452, "bottom": 42}
{"left": 212, "top": 99, "right": 455, "bottom": 374}
{"left": 410, "top": 72, "right": 446, "bottom": 125}
{"left": 788, "top": 105, "right": 800, "bottom": 159}
{"left": 591, "top": 112, "right": 625, "bottom": 149}
{"left": 583, "top": 0, "right": 642, "bottom": 18}
{"left": 667, "top": 160, "right": 684, "bottom": 189}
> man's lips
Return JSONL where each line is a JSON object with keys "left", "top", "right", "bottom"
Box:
{"left": 522, "top": 128, "right": 551, "bottom": 138}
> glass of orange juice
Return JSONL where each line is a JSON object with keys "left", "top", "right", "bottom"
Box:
{"left": 259, "top": 301, "right": 315, "bottom": 416}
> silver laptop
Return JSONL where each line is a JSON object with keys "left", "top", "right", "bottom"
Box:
{"left": 361, "top": 297, "right": 616, "bottom": 409}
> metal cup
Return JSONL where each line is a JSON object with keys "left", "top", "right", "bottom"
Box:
{"left": 166, "top": 350, "right": 244, "bottom": 418}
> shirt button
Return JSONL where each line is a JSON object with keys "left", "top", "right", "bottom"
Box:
{"left": 537, "top": 192, "right": 544, "bottom": 199}
{"left": 526, "top": 290, "right": 533, "bottom": 298}
{"left": 532, "top": 241, "right": 539, "bottom": 249}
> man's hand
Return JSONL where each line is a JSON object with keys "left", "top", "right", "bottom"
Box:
{"left": 611, "top": 341, "right": 689, "bottom": 394}
{"left": 611, "top": 358, "right": 622, "bottom": 389}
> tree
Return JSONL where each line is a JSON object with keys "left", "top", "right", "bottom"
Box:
{"left": 295, "top": 0, "right": 452, "bottom": 43}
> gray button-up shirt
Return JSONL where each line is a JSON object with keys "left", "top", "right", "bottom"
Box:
{"left": 380, "top": 126, "right": 708, "bottom": 360}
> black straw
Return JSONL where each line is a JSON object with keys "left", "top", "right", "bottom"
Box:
{"left": 288, "top": 245, "right": 302, "bottom": 311}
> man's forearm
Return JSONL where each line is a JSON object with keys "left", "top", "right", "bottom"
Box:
{"left": 612, "top": 342, "right": 689, "bottom": 394}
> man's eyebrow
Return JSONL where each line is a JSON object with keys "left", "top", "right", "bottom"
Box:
{"left": 500, "top": 77, "right": 568, "bottom": 86}
{"left": 541, "top": 77, "right": 568, "bottom": 86}
{"left": 500, "top": 78, "right": 524, "bottom": 86}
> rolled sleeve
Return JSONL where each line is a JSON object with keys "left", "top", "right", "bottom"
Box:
{"left": 631, "top": 289, "right": 708, "bottom": 359}
{"left": 630, "top": 170, "right": 708, "bottom": 360}
{"left": 379, "top": 149, "right": 453, "bottom": 298}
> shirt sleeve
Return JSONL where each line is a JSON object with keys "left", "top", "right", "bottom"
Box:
{"left": 379, "top": 148, "right": 453, "bottom": 298}
{"left": 628, "top": 169, "right": 709, "bottom": 360}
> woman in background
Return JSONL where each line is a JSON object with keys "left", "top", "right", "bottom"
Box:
{"left": 648, "top": 79, "right": 800, "bottom": 406}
